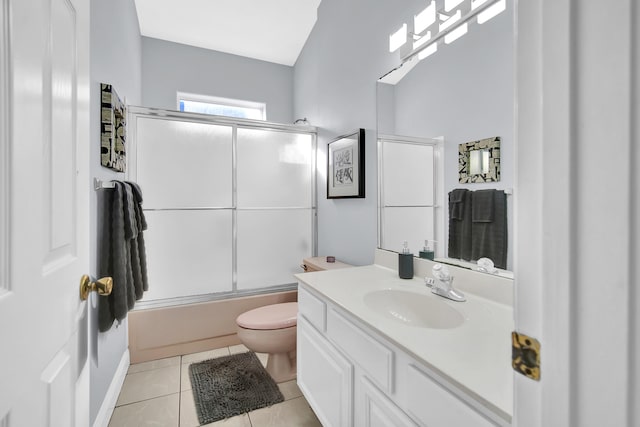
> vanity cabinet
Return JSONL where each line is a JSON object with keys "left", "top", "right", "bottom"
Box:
{"left": 297, "top": 284, "right": 506, "bottom": 427}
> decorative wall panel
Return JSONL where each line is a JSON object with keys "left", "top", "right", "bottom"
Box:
{"left": 101, "top": 83, "right": 126, "bottom": 172}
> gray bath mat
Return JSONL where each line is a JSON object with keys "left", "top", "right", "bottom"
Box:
{"left": 189, "top": 351, "right": 284, "bottom": 425}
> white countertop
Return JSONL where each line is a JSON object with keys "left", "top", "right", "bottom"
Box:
{"left": 295, "top": 263, "right": 514, "bottom": 421}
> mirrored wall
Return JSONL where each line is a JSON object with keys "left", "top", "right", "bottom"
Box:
{"left": 377, "top": 1, "right": 514, "bottom": 272}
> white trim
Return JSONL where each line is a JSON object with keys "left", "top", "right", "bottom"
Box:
{"left": 176, "top": 91, "right": 267, "bottom": 120}
{"left": 0, "top": 0, "right": 10, "bottom": 294}
{"left": 434, "top": 136, "right": 445, "bottom": 259}
{"left": 376, "top": 134, "right": 444, "bottom": 257}
{"left": 92, "top": 349, "right": 129, "bottom": 427}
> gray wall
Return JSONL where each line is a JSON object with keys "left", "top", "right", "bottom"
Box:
{"left": 294, "top": 0, "right": 514, "bottom": 267}
{"left": 89, "top": 0, "right": 141, "bottom": 423}
{"left": 293, "top": 0, "right": 406, "bottom": 266}
{"left": 141, "top": 37, "right": 294, "bottom": 124}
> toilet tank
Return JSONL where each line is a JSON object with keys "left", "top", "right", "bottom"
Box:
{"left": 302, "top": 256, "right": 352, "bottom": 272}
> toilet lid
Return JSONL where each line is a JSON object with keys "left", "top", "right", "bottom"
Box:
{"left": 236, "top": 302, "right": 298, "bottom": 330}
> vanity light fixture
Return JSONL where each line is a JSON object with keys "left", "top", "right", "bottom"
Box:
{"left": 389, "top": 23, "right": 408, "bottom": 52}
{"left": 439, "top": 9, "right": 462, "bottom": 32}
{"left": 444, "top": 0, "right": 465, "bottom": 12}
{"left": 477, "top": 0, "right": 506, "bottom": 24}
{"left": 413, "top": 31, "right": 432, "bottom": 50}
{"left": 395, "top": 0, "right": 506, "bottom": 64}
{"left": 471, "top": 0, "right": 490, "bottom": 10}
{"left": 444, "top": 22, "right": 468, "bottom": 44}
{"left": 414, "top": 1, "right": 436, "bottom": 34}
{"left": 418, "top": 42, "right": 438, "bottom": 60}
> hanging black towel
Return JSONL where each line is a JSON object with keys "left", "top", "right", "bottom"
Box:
{"left": 126, "top": 181, "right": 149, "bottom": 298}
{"left": 472, "top": 189, "right": 495, "bottom": 222}
{"left": 448, "top": 189, "right": 472, "bottom": 261}
{"left": 98, "top": 181, "right": 149, "bottom": 332}
{"left": 449, "top": 188, "right": 467, "bottom": 220}
{"left": 471, "top": 190, "right": 507, "bottom": 269}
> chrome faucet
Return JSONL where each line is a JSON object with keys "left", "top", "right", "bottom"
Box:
{"left": 428, "top": 264, "right": 466, "bottom": 302}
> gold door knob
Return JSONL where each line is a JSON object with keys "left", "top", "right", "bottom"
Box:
{"left": 79, "top": 275, "right": 113, "bottom": 300}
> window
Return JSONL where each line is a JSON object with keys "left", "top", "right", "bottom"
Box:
{"left": 177, "top": 92, "right": 266, "bottom": 120}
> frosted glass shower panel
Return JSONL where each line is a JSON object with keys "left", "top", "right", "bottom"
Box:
{"left": 382, "top": 207, "right": 435, "bottom": 255}
{"left": 236, "top": 209, "right": 312, "bottom": 290}
{"left": 142, "top": 210, "right": 233, "bottom": 301}
{"left": 136, "top": 117, "right": 233, "bottom": 209}
{"left": 237, "top": 128, "right": 313, "bottom": 207}
{"left": 382, "top": 141, "right": 434, "bottom": 206}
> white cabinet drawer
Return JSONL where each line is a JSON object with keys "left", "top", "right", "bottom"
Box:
{"left": 405, "top": 364, "right": 496, "bottom": 427}
{"left": 327, "top": 307, "right": 394, "bottom": 393}
{"left": 298, "top": 285, "right": 326, "bottom": 332}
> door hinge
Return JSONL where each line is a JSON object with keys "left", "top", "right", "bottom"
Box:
{"left": 512, "top": 331, "right": 541, "bottom": 381}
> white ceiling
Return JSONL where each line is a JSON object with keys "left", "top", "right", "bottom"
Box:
{"left": 134, "top": 0, "right": 322, "bottom": 66}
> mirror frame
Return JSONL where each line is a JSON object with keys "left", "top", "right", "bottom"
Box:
{"left": 458, "top": 136, "right": 501, "bottom": 183}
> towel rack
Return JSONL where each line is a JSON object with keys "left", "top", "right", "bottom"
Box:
{"left": 94, "top": 178, "right": 116, "bottom": 191}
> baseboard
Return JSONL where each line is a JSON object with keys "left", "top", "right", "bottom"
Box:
{"left": 92, "top": 349, "right": 130, "bottom": 427}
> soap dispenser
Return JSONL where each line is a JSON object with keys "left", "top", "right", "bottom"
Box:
{"left": 419, "top": 240, "right": 435, "bottom": 260}
{"left": 398, "top": 241, "right": 414, "bottom": 279}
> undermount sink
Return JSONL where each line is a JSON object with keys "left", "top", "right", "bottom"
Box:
{"left": 364, "top": 289, "right": 465, "bottom": 329}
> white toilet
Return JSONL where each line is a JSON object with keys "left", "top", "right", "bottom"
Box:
{"left": 236, "top": 256, "right": 352, "bottom": 383}
{"left": 236, "top": 302, "right": 298, "bottom": 383}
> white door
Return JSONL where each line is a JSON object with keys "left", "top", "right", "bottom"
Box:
{"left": 515, "top": 1, "right": 639, "bottom": 426}
{"left": 0, "top": 0, "right": 90, "bottom": 425}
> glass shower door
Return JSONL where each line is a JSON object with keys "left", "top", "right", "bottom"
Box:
{"left": 236, "top": 127, "right": 314, "bottom": 290}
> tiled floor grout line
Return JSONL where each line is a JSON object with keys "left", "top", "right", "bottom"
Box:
{"left": 115, "top": 391, "right": 181, "bottom": 409}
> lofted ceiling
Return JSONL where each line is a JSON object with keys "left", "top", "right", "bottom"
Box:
{"left": 134, "top": 0, "right": 322, "bottom": 66}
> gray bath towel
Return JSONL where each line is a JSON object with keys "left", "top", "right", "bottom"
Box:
{"left": 448, "top": 189, "right": 472, "bottom": 260}
{"left": 472, "top": 189, "right": 495, "bottom": 222}
{"left": 449, "top": 188, "right": 467, "bottom": 220}
{"left": 471, "top": 190, "right": 507, "bottom": 269}
{"left": 125, "top": 181, "right": 149, "bottom": 299}
{"left": 98, "top": 181, "right": 149, "bottom": 332}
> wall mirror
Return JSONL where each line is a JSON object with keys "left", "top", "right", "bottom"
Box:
{"left": 376, "top": 1, "right": 515, "bottom": 275}
{"left": 459, "top": 136, "right": 501, "bottom": 183}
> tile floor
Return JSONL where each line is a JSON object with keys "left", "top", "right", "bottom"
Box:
{"left": 108, "top": 344, "right": 322, "bottom": 427}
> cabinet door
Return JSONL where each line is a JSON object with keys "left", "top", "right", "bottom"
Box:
{"left": 405, "top": 364, "right": 497, "bottom": 426}
{"left": 361, "top": 377, "right": 418, "bottom": 427}
{"left": 298, "top": 317, "right": 353, "bottom": 427}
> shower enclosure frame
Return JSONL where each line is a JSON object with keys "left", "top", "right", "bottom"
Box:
{"left": 126, "top": 106, "right": 318, "bottom": 309}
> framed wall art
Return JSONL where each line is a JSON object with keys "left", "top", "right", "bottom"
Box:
{"left": 101, "top": 83, "right": 126, "bottom": 172}
{"left": 327, "top": 128, "right": 365, "bottom": 199}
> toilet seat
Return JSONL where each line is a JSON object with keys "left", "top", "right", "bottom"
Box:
{"left": 236, "top": 302, "right": 298, "bottom": 330}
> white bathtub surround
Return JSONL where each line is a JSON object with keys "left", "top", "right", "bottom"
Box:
{"left": 296, "top": 248, "right": 514, "bottom": 426}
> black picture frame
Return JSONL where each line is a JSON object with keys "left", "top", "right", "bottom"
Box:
{"left": 327, "top": 128, "right": 365, "bottom": 199}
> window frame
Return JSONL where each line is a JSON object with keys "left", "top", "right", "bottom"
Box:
{"left": 176, "top": 91, "right": 267, "bottom": 120}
